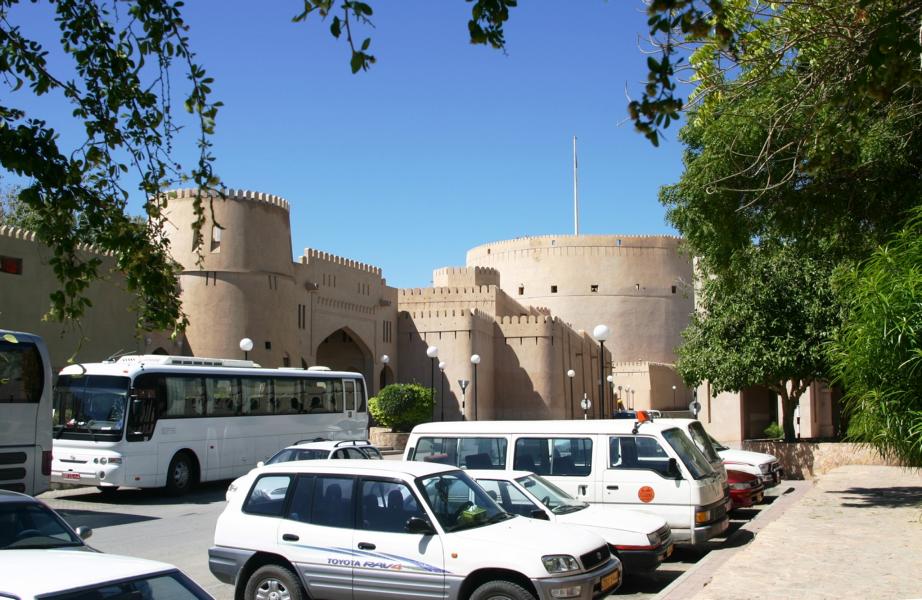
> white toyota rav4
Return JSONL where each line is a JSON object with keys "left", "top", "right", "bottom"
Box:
{"left": 210, "top": 459, "right": 622, "bottom": 600}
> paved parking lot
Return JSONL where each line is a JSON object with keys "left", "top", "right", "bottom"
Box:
{"left": 39, "top": 480, "right": 795, "bottom": 600}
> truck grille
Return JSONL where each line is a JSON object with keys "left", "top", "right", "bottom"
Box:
{"left": 580, "top": 545, "right": 611, "bottom": 571}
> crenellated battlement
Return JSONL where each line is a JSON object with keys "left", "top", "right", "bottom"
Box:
{"left": 432, "top": 265, "right": 501, "bottom": 287}
{"left": 398, "top": 285, "right": 498, "bottom": 297}
{"left": 498, "top": 314, "right": 557, "bottom": 325}
{"left": 468, "top": 233, "right": 683, "bottom": 253}
{"left": 0, "top": 225, "right": 112, "bottom": 256}
{"left": 0, "top": 225, "right": 37, "bottom": 242}
{"left": 163, "top": 188, "right": 290, "bottom": 212}
{"left": 302, "top": 248, "right": 382, "bottom": 277}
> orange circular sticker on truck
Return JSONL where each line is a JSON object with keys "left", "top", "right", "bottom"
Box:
{"left": 638, "top": 486, "right": 655, "bottom": 503}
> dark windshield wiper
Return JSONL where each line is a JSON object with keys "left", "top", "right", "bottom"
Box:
{"left": 553, "top": 504, "right": 587, "bottom": 515}
{"left": 486, "top": 512, "right": 514, "bottom": 524}
{"left": 7, "top": 541, "right": 84, "bottom": 550}
{"left": 77, "top": 419, "right": 98, "bottom": 442}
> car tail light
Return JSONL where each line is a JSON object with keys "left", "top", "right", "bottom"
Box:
{"left": 42, "top": 450, "right": 52, "bottom": 476}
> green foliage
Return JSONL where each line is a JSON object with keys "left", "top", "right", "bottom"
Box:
{"left": 677, "top": 244, "right": 841, "bottom": 441}
{"left": 1, "top": 0, "right": 223, "bottom": 334}
{"left": 368, "top": 383, "right": 434, "bottom": 432}
{"left": 830, "top": 206, "right": 922, "bottom": 467}
{"left": 763, "top": 422, "right": 783, "bottom": 440}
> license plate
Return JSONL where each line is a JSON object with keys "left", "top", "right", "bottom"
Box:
{"left": 63, "top": 472, "right": 81, "bottom": 480}
{"left": 754, "top": 492, "right": 764, "bottom": 503}
{"left": 601, "top": 570, "right": 620, "bottom": 591}
{"left": 665, "top": 544, "right": 674, "bottom": 558}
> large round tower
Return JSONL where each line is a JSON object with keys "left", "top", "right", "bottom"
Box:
{"left": 161, "top": 188, "right": 297, "bottom": 365}
{"left": 466, "top": 234, "right": 693, "bottom": 363}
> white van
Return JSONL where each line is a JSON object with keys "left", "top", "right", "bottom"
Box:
{"left": 404, "top": 418, "right": 730, "bottom": 545}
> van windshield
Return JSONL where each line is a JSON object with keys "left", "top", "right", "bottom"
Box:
{"left": 662, "top": 428, "right": 715, "bottom": 480}
{"left": 417, "top": 470, "right": 512, "bottom": 532}
{"left": 687, "top": 422, "right": 722, "bottom": 463}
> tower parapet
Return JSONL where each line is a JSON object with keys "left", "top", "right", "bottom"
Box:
{"left": 432, "top": 266, "right": 500, "bottom": 287}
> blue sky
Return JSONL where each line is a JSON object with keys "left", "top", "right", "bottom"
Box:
{"left": 9, "top": 1, "right": 688, "bottom": 289}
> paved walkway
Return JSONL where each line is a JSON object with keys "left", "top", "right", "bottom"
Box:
{"left": 660, "top": 465, "right": 922, "bottom": 600}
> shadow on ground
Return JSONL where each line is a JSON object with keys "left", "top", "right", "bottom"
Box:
{"left": 829, "top": 486, "right": 922, "bottom": 508}
{"left": 46, "top": 480, "right": 230, "bottom": 507}
{"left": 57, "top": 508, "right": 158, "bottom": 530}
{"left": 617, "top": 568, "right": 685, "bottom": 595}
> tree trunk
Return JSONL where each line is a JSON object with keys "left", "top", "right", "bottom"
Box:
{"left": 781, "top": 390, "right": 798, "bottom": 442}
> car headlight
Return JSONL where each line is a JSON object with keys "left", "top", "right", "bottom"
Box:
{"left": 646, "top": 532, "right": 660, "bottom": 545}
{"left": 542, "top": 555, "right": 581, "bottom": 574}
{"left": 759, "top": 463, "right": 771, "bottom": 474}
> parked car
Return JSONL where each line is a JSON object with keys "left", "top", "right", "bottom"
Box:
{"left": 726, "top": 469, "right": 765, "bottom": 510}
{"left": 707, "top": 434, "right": 784, "bottom": 489}
{"left": 225, "top": 439, "right": 382, "bottom": 501}
{"left": 468, "top": 469, "right": 673, "bottom": 575}
{"left": 0, "top": 549, "right": 213, "bottom": 600}
{"left": 0, "top": 489, "right": 93, "bottom": 550}
{"left": 211, "top": 459, "right": 623, "bottom": 600}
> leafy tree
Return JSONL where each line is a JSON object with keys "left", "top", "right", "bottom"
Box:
{"left": 677, "top": 245, "right": 841, "bottom": 442}
{"left": 1, "top": 0, "right": 222, "bottom": 333}
{"left": 368, "top": 383, "right": 434, "bottom": 432}
{"left": 830, "top": 206, "right": 922, "bottom": 466}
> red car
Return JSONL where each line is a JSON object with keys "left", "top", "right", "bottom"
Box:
{"left": 727, "top": 468, "right": 765, "bottom": 509}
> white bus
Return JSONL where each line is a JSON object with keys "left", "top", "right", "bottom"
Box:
{"left": 50, "top": 355, "right": 368, "bottom": 494}
{"left": 0, "top": 329, "right": 53, "bottom": 496}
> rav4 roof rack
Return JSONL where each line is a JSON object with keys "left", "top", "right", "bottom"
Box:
{"left": 294, "top": 437, "right": 329, "bottom": 445}
{"left": 334, "top": 439, "right": 372, "bottom": 447}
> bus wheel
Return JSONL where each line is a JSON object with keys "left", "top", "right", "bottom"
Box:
{"left": 97, "top": 486, "right": 119, "bottom": 496}
{"left": 165, "top": 452, "right": 196, "bottom": 494}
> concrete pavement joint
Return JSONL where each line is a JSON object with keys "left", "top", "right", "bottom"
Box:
{"left": 655, "top": 480, "right": 814, "bottom": 600}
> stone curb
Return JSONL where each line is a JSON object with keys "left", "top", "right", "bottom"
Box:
{"left": 654, "top": 480, "right": 814, "bottom": 600}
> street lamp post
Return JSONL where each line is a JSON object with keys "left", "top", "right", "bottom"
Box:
{"left": 470, "top": 354, "right": 481, "bottom": 420}
{"left": 239, "top": 338, "right": 253, "bottom": 361}
{"left": 458, "top": 379, "right": 470, "bottom": 420}
{"left": 672, "top": 384, "right": 677, "bottom": 409}
{"left": 593, "top": 325, "right": 610, "bottom": 420}
{"left": 617, "top": 385, "right": 623, "bottom": 411}
{"left": 606, "top": 375, "right": 614, "bottom": 418}
{"left": 567, "top": 369, "right": 576, "bottom": 419}
{"left": 626, "top": 386, "right": 633, "bottom": 410}
{"left": 426, "top": 346, "right": 439, "bottom": 418}
{"left": 438, "top": 361, "right": 447, "bottom": 421}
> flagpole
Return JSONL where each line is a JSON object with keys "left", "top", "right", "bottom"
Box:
{"left": 573, "top": 135, "right": 579, "bottom": 235}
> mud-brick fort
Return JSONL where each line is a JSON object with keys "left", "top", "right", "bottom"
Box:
{"left": 0, "top": 189, "right": 836, "bottom": 442}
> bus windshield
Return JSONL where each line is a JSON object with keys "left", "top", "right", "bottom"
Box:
{"left": 662, "top": 428, "right": 715, "bottom": 480}
{"left": 53, "top": 375, "right": 130, "bottom": 439}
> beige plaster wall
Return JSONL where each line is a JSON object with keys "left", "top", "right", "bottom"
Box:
{"left": 742, "top": 441, "right": 904, "bottom": 479}
{"left": 0, "top": 225, "right": 142, "bottom": 371}
{"left": 466, "top": 234, "right": 694, "bottom": 363}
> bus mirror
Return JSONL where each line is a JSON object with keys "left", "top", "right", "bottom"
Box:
{"left": 668, "top": 458, "right": 683, "bottom": 479}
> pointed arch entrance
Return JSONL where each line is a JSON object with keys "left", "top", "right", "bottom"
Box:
{"left": 315, "top": 327, "right": 373, "bottom": 390}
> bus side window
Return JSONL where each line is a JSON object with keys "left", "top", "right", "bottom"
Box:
{"left": 344, "top": 380, "right": 356, "bottom": 412}
{"left": 128, "top": 374, "right": 163, "bottom": 440}
{"left": 331, "top": 379, "right": 344, "bottom": 412}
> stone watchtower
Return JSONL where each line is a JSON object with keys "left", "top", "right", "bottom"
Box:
{"left": 161, "top": 188, "right": 297, "bottom": 365}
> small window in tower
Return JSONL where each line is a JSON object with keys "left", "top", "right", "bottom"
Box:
{"left": 487, "top": 248, "right": 491, "bottom": 254}
{"left": 551, "top": 285, "right": 558, "bottom": 293}
{"left": 617, "top": 239, "right": 622, "bottom": 247}
{"left": 1, "top": 255, "right": 23, "bottom": 275}
{"left": 518, "top": 285, "right": 525, "bottom": 295}
{"left": 210, "top": 225, "right": 222, "bottom": 252}
{"left": 635, "top": 283, "right": 640, "bottom": 291}
{"left": 265, "top": 341, "right": 272, "bottom": 350}
{"left": 590, "top": 284, "right": 599, "bottom": 293}
{"left": 671, "top": 285, "right": 677, "bottom": 294}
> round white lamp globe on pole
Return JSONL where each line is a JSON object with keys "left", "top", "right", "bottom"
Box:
{"left": 470, "top": 354, "right": 481, "bottom": 420}
{"left": 567, "top": 369, "right": 576, "bottom": 419}
{"left": 438, "top": 361, "right": 447, "bottom": 420}
{"left": 381, "top": 354, "right": 389, "bottom": 365}
{"left": 239, "top": 337, "right": 253, "bottom": 361}
{"left": 426, "top": 346, "right": 439, "bottom": 418}
{"left": 593, "top": 324, "right": 611, "bottom": 419}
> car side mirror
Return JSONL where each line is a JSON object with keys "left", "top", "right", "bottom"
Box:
{"left": 256, "top": 461, "right": 265, "bottom": 468}
{"left": 668, "top": 458, "right": 683, "bottom": 479}
{"left": 530, "top": 509, "right": 550, "bottom": 521}
{"left": 405, "top": 516, "right": 436, "bottom": 535}
{"left": 75, "top": 526, "right": 93, "bottom": 540}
